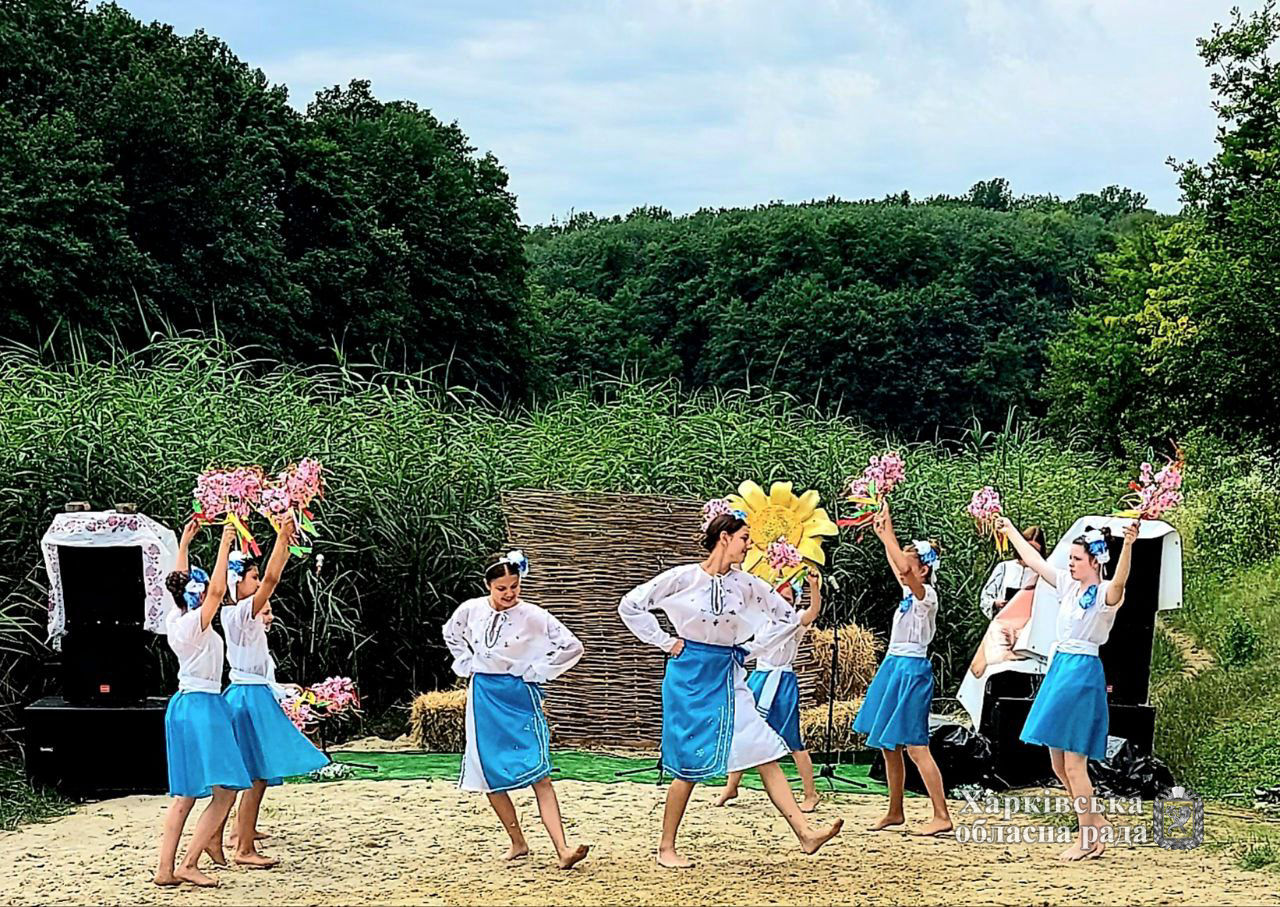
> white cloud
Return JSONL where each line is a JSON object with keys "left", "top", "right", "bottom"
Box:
{"left": 117, "top": 0, "right": 1258, "bottom": 221}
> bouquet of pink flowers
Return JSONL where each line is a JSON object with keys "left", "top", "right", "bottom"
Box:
{"left": 765, "top": 538, "right": 802, "bottom": 571}
{"left": 966, "top": 485, "right": 1007, "bottom": 554}
{"left": 1116, "top": 453, "right": 1184, "bottom": 520}
{"left": 262, "top": 458, "right": 325, "bottom": 555}
{"left": 192, "top": 466, "right": 267, "bottom": 556}
{"left": 279, "top": 675, "right": 360, "bottom": 733}
{"left": 839, "top": 452, "right": 907, "bottom": 530}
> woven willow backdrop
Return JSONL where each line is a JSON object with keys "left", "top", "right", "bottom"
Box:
{"left": 502, "top": 489, "right": 818, "bottom": 747}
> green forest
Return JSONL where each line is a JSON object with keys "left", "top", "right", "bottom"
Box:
{"left": 2, "top": 0, "right": 1279, "bottom": 817}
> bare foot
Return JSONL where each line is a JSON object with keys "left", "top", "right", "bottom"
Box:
{"left": 657, "top": 847, "right": 695, "bottom": 869}
{"left": 713, "top": 788, "right": 739, "bottom": 807}
{"left": 234, "top": 851, "right": 279, "bottom": 869}
{"left": 1059, "top": 843, "right": 1092, "bottom": 861}
{"left": 913, "top": 817, "right": 953, "bottom": 836}
{"left": 557, "top": 844, "right": 590, "bottom": 869}
{"left": 1082, "top": 821, "right": 1110, "bottom": 860}
{"left": 868, "top": 813, "right": 904, "bottom": 831}
{"left": 153, "top": 872, "right": 181, "bottom": 887}
{"left": 800, "top": 818, "right": 844, "bottom": 854}
{"left": 174, "top": 866, "right": 220, "bottom": 887}
{"left": 203, "top": 844, "right": 228, "bottom": 867}
{"left": 799, "top": 793, "right": 821, "bottom": 813}
{"left": 504, "top": 842, "right": 530, "bottom": 861}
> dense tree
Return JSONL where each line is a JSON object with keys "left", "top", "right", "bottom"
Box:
{"left": 0, "top": 1, "right": 530, "bottom": 397}
{"left": 1044, "top": 2, "right": 1280, "bottom": 449}
{"left": 527, "top": 197, "right": 1124, "bottom": 434}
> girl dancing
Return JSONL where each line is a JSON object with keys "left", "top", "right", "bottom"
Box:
{"left": 442, "top": 550, "right": 590, "bottom": 869}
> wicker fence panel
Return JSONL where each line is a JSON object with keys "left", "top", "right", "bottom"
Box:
{"left": 502, "top": 489, "right": 819, "bottom": 748}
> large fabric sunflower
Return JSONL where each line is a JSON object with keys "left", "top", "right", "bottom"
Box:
{"left": 728, "top": 480, "right": 838, "bottom": 586}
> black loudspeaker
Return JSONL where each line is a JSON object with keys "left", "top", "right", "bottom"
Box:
{"left": 23, "top": 696, "right": 169, "bottom": 796}
{"left": 1098, "top": 536, "right": 1163, "bottom": 706}
{"left": 989, "top": 696, "right": 1157, "bottom": 787}
{"left": 56, "top": 545, "right": 149, "bottom": 705}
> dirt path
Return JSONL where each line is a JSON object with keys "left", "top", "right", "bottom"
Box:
{"left": 1163, "top": 621, "right": 1214, "bottom": 677}
{"left": 1, "top": 779, "right": 1275, "bottom": 906}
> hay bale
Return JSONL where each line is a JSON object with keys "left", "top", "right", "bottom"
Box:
{"left": 799, "top": 698, "right": 865, "bottom": 752}
{"left": 409, "top": 690, "right": 465, "bottom": 751}
{"left": 809, "top": 623, "right": 882, "bottom": 701}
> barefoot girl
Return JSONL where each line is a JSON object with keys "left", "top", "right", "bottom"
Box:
{"left": 619, "top": 508, "right": 843, "bottom": 869}
{"left": 998, "top": 517, "right": 1138, "bottom": 860}
{"left": 442, "top": 551, "right": 590, "bottom": 869}
{"left": 214, "top": 515, "right": 328, "bottom": 868}
{"left": 155, "top": 523, "right": 251, "bottom": 888}
{"left": 715, "top": 570, "right": 823, "bottom": 812}
{"left": 852, "top": 501, "right": 952, "bottom": 836}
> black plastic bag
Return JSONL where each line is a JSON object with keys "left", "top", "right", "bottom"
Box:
{"left": 869, "top": 723, "right": 1000, "bottom": 793}
{"left": 1088, "top": 741, "right": 1177, "bottom": 800}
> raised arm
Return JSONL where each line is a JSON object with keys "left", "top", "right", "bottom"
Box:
{"left": 873, "top": 503, "right": 926, "bottom": 601}
{"left": 1105, "top": 521, "right": 1139, "bottom": 606}
{"left": 251, "top": 515, "right": 296, "bottom": 616}
{"left": 997, "top": 517, "right": 1057, "bottom": 588}
{"left": 741, "top": 580, "right": 804, "bottom": 659}
{"left": 174, "top": 519, "right": 200, "bottom": 573}
{"left": 200, "top": 525, "right": 237, "bottom": 630}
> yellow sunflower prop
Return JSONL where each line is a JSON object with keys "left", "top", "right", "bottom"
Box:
{"left": 728, "top": 480, "right": 838, "bottom": 587}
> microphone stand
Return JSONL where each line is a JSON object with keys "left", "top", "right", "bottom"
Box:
{"left": 811, "top": 498, "right": 875, "bottom": 792}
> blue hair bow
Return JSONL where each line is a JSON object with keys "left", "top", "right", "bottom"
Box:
{"left": 502, "top": 549, "right": 530, "bottom": 578}
{"left": 731, "top": 508, "right": 748, "bottom": 521}
{"left": 183, "top": 566, "right": 210, "bottom": 609}
{"left": 227, "top": 551, "right": 249, "bottom": 577}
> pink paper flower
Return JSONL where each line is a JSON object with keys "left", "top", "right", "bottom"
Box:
{"left": 765, "top": 538, "right": 802, "bottom": 571}
{"left": 847, "top": 452, "right": 907, "bottom": 499}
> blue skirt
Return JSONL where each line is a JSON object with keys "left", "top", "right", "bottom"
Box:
{"left": 853, "top": 655, "right": 933, "bottom": 750}
{"left": 165, "top": 691, "right": 253, "bottom": 799}
{"left": 662, "top": 640, "right": 742, "bottom": 782}
{"left": 460, "top": 673, "right": 552, "bottom": 793}
{"left": 747, "top": 669, "right": 804, "bottom": 752}
{"left": 224, "top": 684, "right": 329, "bottom": 784}
{"left": 1021, "top": 652, "right": 1109, "bottom": 760}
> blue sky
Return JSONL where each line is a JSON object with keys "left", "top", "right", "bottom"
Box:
{"left": 109, "top": 0, "right": 1250, "bottom": 224}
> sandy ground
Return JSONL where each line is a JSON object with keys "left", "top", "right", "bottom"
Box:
{"left": 1, "top": 779, "right": 1276, "bottom": 906}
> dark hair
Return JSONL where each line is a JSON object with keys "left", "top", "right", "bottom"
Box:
{"left": 1071, "top": 526, "right": 1115, "bottom": 576}
{"left": 1023, "top": 525, "right": 1047, "bottom": 553}
{"left": 701, "top": 514, "right": 747, "bottom": 552}
{"left": 166, "top": 570, "right": 190, "bottom": 609}
{"left": 484, "top": 555, "right": 521, "bottom": 584}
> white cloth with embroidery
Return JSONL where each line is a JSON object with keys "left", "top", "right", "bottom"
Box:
{"left": 442, "top": 597, "right": 584, "bottom": 684}
{"left": 1053, "top": 568, "right": 1122, "bottom": 656}
{"left": 41, "top": 511, "right": 179, "bottom": 647}
{"left": 618, "top": 563, "right": 800, "bottom": 773}
{"left": 618, "top": 563, "right": 804, "bottom": 657}
{"left": 165, "top": 606, "right": 225, "bottom": 694}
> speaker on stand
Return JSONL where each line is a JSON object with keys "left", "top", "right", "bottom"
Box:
{"left": 56, "top": 545, "right": 149, "bottom": 705}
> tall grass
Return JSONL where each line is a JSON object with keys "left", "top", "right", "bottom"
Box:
{"left": 0, "top": 338, "right": 1135, "bottom": 730}
{"left": 1154, "top": 558, "right": 1280, "bottom": 797}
